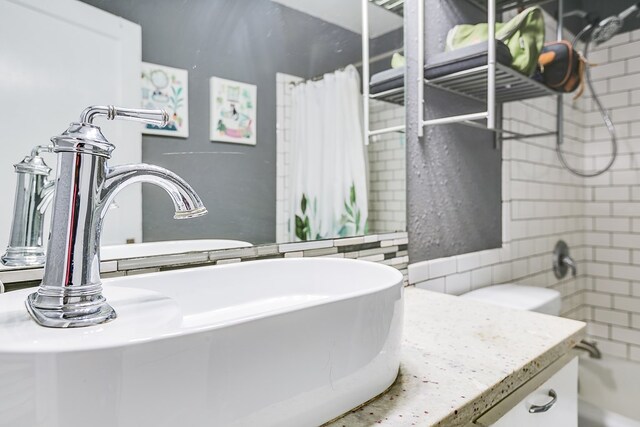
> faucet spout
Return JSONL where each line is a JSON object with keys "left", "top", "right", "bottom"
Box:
{"left": 562, "top": 255, "right": 577, "bottom": 277}
{"left": 101, "top": 164, "right": 207, "bottom": 221}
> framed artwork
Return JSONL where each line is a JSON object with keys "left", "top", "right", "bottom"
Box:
{"left": 210, "top": 77, "right": 256, "bottom": 145}
{"left": 141, "top": 62, "right": 189, "bottom": 138}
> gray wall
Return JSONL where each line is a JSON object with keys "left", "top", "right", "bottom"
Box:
{"left": 405, "top": 0, "right": 502, "bottom": 262}
{"left": 82, "top": 0, "right": 399, "bottom": 244}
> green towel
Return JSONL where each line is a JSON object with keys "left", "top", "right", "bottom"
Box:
{"left": 391, "top": 52, "right": 405, "bottom": 69}
{"left": 445, "top": 6, "right": 545, "bottom": 76}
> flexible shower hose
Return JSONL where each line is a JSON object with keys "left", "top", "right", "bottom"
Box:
{"left": 556, "top": 40, "right": 618, "bottom": 177}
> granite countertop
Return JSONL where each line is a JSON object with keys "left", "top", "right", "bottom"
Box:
{"left": 328, "top": 287, "right": 586, "bottom": 427}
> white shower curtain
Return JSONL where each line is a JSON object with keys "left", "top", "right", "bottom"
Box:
{"left": 287, "top": 65, "right": 368, "bottom": 241}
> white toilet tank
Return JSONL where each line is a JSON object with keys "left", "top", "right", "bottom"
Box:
{"left": 460, "top": 284, "right": 562, "bottom": 316}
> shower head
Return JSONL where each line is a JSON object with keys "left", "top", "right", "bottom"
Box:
{"left": 591, "top": 15, "right": 623, "bottom": 44}
{"left": 590, "top": 2, "right": 640, "bottom": 44}
{"left": 571, "top": 2, "right": 640, "bottom": 45}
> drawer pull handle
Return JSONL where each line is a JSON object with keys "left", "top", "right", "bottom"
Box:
{"left": 528, "top": 389, "right": 557, "bottom": 414}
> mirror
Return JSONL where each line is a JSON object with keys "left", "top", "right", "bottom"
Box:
{"left": 0, "top": 0, "right": 405, "bottom": 266}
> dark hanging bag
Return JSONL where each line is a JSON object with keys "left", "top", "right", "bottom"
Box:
{"left": 537, "top": 40, "right": 587, "bottom": 99}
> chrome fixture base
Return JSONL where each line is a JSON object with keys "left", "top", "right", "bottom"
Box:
{"left": 25, "top": 292, "right": 116, "bottom": 328}
{"left": 1, "top": 247, "right": 46, "bottom": 267}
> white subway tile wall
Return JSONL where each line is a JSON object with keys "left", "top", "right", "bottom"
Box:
{"left": 275, "top": 73, "right": 303, "bottom": 243}
{"left": 581, "top": 29, "right": 640, "bottom": 363}
{"left": 368, "top": 99, "right": 406, "bottom": 233}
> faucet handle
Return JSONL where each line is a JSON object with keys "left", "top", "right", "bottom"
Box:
{"left": 30, "top": 145, "right": 53, "bottom": 157}
{"left": 79, "top": 105, "right": 169, "bottom": 127}
{"left": 552, "top": 240, "right": 577, "bottom": 279}
{"left": 52, "top": 106, "right": 169, "bottom": 158}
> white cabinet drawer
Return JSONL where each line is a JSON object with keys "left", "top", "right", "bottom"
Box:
{"left": 476, "top": 356, "right": 578, "bottom": 427}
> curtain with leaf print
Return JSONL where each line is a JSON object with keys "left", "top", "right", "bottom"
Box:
{"left": 287, "top": 65, "right": 368, "bottom": 241}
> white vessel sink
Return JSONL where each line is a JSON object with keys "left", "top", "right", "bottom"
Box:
{"left": 100, "top": 238, "right": 252, "bottom": 260}
{"left": 0, "top": 258, "right": 403, "bottom": 427}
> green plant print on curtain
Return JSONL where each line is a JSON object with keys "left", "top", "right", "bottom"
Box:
{"left": 295, "top": 194, "right": 322, "bottom": 241}
{"left": 338, "top": 183, "right": 368, "bottom": 237}
{"left": 294, "top": 183, "right": 367, "bottom": 241}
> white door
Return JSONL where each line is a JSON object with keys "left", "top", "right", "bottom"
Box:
{"left": 0, "top": 0, "right": 142, "bottom": 250}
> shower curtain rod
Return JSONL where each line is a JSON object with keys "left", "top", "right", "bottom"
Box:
{"left": 289, "top": 47, "right": 403, "bottom": 86}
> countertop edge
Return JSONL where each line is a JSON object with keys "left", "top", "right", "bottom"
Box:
{"left": 434, "top": 323, "right": 586, "bottom": 426}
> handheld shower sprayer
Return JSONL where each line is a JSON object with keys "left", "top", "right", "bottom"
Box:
{"left": 587, "top": 2, "right": 640, "bottom": 44}
{"left": 557, "top": 2, "right": 640, "bottom": 178}
{"left": 565, "top": 3, "right": 640, "bottom": 45}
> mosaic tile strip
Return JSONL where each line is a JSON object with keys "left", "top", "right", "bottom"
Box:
{"left": 1, "top": 231, "right": 408, "bottom": 292}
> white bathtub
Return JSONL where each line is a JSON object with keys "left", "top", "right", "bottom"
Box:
{"left": 579, "top": 355, "right": 640, "bottom": 427}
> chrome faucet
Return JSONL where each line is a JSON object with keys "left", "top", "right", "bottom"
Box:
{"left": 26, "top": 106, "right": 207, "bottom": 328}
{"left": 2, "top": 145, "right": 55, "bottom": 266}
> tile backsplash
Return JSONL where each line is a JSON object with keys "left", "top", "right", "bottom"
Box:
{"left": 0, "top": 231, "right": 409, "bottom": 292}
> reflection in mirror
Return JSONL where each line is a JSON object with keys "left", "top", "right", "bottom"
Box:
{"left": 100, "top": 239, "right": 252, "bottom": 261}
{"left": 0, "top": 0, "right": 405, "bottom": 267}
{"left": 274, "top": 1, "right": 405, "bottom": 242}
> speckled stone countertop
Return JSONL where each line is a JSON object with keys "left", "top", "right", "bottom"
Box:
{"left": 327, "top": 287, "right": 585, "bottom": 427}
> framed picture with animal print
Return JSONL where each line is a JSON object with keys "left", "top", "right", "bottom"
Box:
{"left": 209, "top": 76, "right": 256, "bottom": 145}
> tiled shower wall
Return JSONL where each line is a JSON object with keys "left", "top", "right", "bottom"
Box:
{"left": 368, "top": 99, "right": 406, "bottom": 233}
{"left": 580, "top": 30, "right": 640, "bottom": 362}
{"left": 276, "top": 73, "right": 406, "bottom": 241}
{"left": 276, "top": 73, "right": 303, "bottom": 243}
